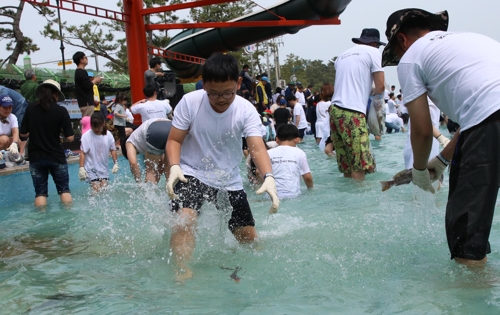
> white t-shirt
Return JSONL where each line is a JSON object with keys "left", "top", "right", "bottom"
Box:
{"left": 385, "top": 113, "right": 404, "bottom": 129}
{"left": 315, "top": 101, "right": 330, "bottom": 123}
{"left": 0, "top": 114, "right": 18, "bottom": 135}
{"left": 293, "top": 104, "right": 308, "bottom": 130}
{"left": 131, "top": 99, "right": 172, "bottom": 121}
{"left": 126, "top": 118, "right": 170, "bottom": 154}
{"left": 295, "top": 91, "right": 306, "bottom": 106}
{"left": 398, "top": 31, "right": 500, "bottom": 131}
{"left": 332, "top": 44, "right": 384, "bottom": 114}
{"left": 387, "top": 99, "right": 397, "bottom": 114}
{"left": 126, "top": 108, "right": 134, "bottom": 120}
{"left": 404, "top": 98, "right": 440, "bottom": 169}
{"left": 173, "top": 90, "right": 262, "bottom": 190}
{"left": 80, "top": 130, "right": 116, "bottom": 181}
{"left": 268, "top": 145, "right": 310, "bottom": 199}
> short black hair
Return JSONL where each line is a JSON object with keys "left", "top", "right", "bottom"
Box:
{"left": 277, "top": 124, "right": 299, "bottom": 141}
{"left": 389, "top": 92, "right": 394, "bottom": 98}
{"left": 391, "top": 85, "right": 395, "bottom": 88}
{"left": 143, "top": 85, "right": 157, "bottom": 97}
{"left": 202, "top": 53, "right": 239, "bottom": 83}
{"left": 243, "top": 64, "right": 249, "bottom": 69}
{"left": 73, "top": 51, "right": 86, "bottom": 65}
{"left": 286, "top": 95, "right": 297, "bottom": 102}
{"left": 149, "top": 57, "right": 162, "bottom": 69}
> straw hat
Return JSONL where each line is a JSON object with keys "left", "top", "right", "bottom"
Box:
{"left": 35, "top": 79, "right": 66, "bottom": 102}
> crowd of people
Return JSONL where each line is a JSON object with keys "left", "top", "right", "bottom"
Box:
{"left": 2, "top": 7, "right": 500, "bottom": 280}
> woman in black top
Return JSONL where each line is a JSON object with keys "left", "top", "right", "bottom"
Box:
{"left": 20, "top": 80, "right": 75, "bottom": 207}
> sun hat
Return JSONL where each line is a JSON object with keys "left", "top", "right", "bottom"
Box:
{"left": 35, "top": 79, "right": 66, "bottom": 102}
{"left": 382, "top": 9, "right": 449, "bottom": 67}
{"left": 352, "top": 28, "right": 386, "bottom": 46}
{"left": 262, "top": 109, "right": 273, "bottom": 116}
{"left": 261, "top": 76, "right": 270, "bottom": 83}
{"left": 0, "top": 94, "right": 13, "bottom": 107}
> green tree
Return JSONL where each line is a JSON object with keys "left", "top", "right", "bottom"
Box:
{"left": 40, "top": 0, "right": 181, "bottom": 74}
{"left": 280, "top": 53, "right": 307, "bottom": 86}
{"left": 0, "top": 1, "right": 52, "bottom": 67}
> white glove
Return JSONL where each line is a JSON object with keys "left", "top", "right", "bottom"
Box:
{"left": 256, "top": 176, "right": 280, "bottom": 214}
{"left": 427, "top": 155, "right": 448, "bottom": 182}
{"left": 78, "top": 167, "right": 88, "bottom": 181}
{"left": 166, "top": 165, "right": 187, "bottom": 200}
{"left": 112, "top": 163, "right": 119, "bottom": 173}
{"left": 436, "top": 134, "right": 450, "bottom": 147}
{"left": 0, "top": 150, "right": 3, "bottom": 160}
{"left": 126, "top": 117, "right": 133, "bottom": 123}
{"left": 412, "top": 168, "right": 435, "bottom": 194}
{"left": 7, "top": 142, "right": 18, "bottom": 154}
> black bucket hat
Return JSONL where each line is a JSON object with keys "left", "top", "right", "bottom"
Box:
{"left": 382, "top": 8, "right": 449, "bottom": 67}
{"left": 352, "top": 28, "right": 386, "bottom": 46}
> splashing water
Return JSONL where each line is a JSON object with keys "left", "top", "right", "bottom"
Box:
{"left": 1, "top": 130, "right": 500, "bottom": 313}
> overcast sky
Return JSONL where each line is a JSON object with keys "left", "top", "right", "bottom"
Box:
{"left": 11, "top": 0, "right": 499, "bottom": 88}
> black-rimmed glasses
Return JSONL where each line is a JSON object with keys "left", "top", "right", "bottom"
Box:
{"left": 206, "top": 91, "right": 235, "bottom": 100}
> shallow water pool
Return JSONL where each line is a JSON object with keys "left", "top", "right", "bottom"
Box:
{"left": 1, "top": 129, "right": 500, "bottom": 314}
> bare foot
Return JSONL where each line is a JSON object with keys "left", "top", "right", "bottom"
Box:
{"left": 175, "top": 267, "right": 193, "bottom": 284}
{"left": 375, "top": 135, "right": 382, "bottom": 141}
{"left": 455, "top": 256, "right": 488, "bottom": 268}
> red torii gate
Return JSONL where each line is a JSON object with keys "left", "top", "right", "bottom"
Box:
{"left": 23, "top": 0, "right": 341, "bottom": 102}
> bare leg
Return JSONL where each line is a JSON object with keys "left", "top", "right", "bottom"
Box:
{"left": 0, "top": 135, "right": 10, "bottom": 150}
{"left": 232, "top": 226, "right": 258, "bottom": 243}
{"left": 144, "top": 152, "right": 162, "bottom": 184}
{"left": 316, "top": 138, "right": 321, "bottom": 145}
{"left": 59, "top": 193, "right": 72, "bottom": 206}
{"left": 35, "top": 196, "right": 47, "bottom": 207}
{"left": 350, "top": 170, "right": 365, "bottom": 181}
{"left": 170, "top": 207, "right": 198, "bottom": 281}
{"left": 455, "top": 256, "right": 488, "bottom": 267}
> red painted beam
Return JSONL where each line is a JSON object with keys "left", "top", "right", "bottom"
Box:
{"left": 145, "top": 18, "right": 341, "bottom": 30}
{"left": 21, "top": 0, "right": 127, "bottom": 22}
{"left": 141, "top": 0, "right": 240, "bottom": 16}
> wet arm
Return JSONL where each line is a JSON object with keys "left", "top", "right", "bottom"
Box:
{"left": 407, "top": 93, "right": 433, "bottom": 170}
{"left": 372, "top": 71, "right": 385, "bottom": 96}
{"left": 247, "top": 136, "right": 273, "bottom": 175}
{"left": 302, "top": 173, "right": 313, "bottom": 188}
{"left": 166, "top": 126, "right": 188, "bottom": 166}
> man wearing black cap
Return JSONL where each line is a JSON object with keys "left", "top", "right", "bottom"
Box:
{"left": 383, "top": 8, "right": 500, "bottom": 265}
{"left": 330, "top": 28, "right": 386, "bottom": 181}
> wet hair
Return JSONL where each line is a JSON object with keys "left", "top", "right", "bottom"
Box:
{"left": 72, "top": 51, "right": 86, "bottom": 65}
{"left": 90, "top": 113, "right": 107, "bottom": 135}
{"left": 286, "top": 95, "right": 297, "bottom": 102}
{"left": 276, "top": 124, "right": 299, "bottom": 141}
{"left": 24, "top": 69, "right": 35, "bottom": 80}
{"left": 143, "top": 85, "right": 157, "bottom": 98}
{"left": 115, "top": 92, "right": 129, "bottom": 103}
{"left": 320, "top": 83, "right": 334, "bottom": 101}
{"left": 202, "top": 53, "right": 239, "bottom": 83}
{"left": 36, "top": 85, "right": 58, "bottom": 111}
{"left": 149, "top": 57, "right": 162, "bottom": 69}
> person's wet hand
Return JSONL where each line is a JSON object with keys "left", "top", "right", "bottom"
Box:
{"left": 167, "top": 165, "right": 187, "bottom": 200}
{"left": 412, "top": 168, "right": 435, "bottom": 194}
{"left": 256, "top": 175, "right": 280, "bottom": 214}
{"left": 7, "top": 142, "right": 18, "bottom": 154}
{"left": 78, "top": 167, "right": 88, "bottom": 181}
{"left": 112, "top": 163, "right": 119, "bottom": 174}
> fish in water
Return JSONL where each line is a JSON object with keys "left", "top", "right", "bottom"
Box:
{"left": 380, "top": 169, "right": 443, "bottom": 191}
{"left": 220, "top": 266, "right": 241, "bottom": 282}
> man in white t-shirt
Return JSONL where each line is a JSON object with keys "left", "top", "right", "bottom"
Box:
{"left": 295, "top": 83, "right": 306, "bottom": 114}
{"left": 383, "top": 8, "right": 500, "bottom": 265}
{"left": 330, "top": 28, "right": 386, "bottom": 180}
{"left": 130, "top": 84, "right": 172, "bottom": 122}
{"left": 287, "top": 95, "right": 308, "bottom": 142}
{"left": 268, "top": 124, "right": 313, "bottom": 199}
{"left": 385, "top": 112, "right": 405, "bottom": 133}
{"left": 0, "top": 95, "right": 20, "bottom": 160}
{"left": 166, "top": 54, "right": 279, "bottom": 281}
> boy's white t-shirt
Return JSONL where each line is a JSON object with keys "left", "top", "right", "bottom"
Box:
{"left": 295, "top": 91, "right": 306, "bottom": 106}
{"left": 0, "top": 113, "right": 18, "bottom": 135}
{"left": 385, "top": 113, "right": 404, "bottom": 128}
{"left": 126, "top": 118, "right": 170, "bottom": 154}
{"left": 125, "top": 108, "right": 134, "bottom": 120}
{"left": 80, "top": 130, "right": 116, "bottom": 181}
{"left": 268, "top": 145, "right": 310, "bottom": 199}
{"left": 387, "top": 99, "right": 397, "bottom": 114}
{"left": 404, "top": 98, "right": 440, "bottom": 169}
{"left": 398, "top": 31, "right": 500, "bottom": 131}
{"left": 131, "top": 99, "right": 172, "bottom": 121}
{"left": 331, "top": 44, "right": 384, "bottom": 114}
{"left": 293, "top": 104, "right": 308, "bottom": 129}
{"left": 173, "top": 90, "right": 262, "bottom": 190}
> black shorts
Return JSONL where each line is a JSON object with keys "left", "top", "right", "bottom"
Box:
{"left": 325, "top": 135, "right": 333, "bottom": 145}
{"left": 446, "top": 110, "right": 500, "bottom": 260}
{"left": 171, "top": 176, "right": 255, "bottom": 232}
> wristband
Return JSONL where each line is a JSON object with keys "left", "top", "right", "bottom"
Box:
{"left": 263, "top": 172, "right": 274, "bottom": 180}
{"left": 436, "top": 153, "right": 450, "bottom": 166}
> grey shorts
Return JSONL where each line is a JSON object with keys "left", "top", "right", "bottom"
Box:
{"left": 446, "top": 110, "right": 500, "bottom": 260}
{"left": 145, "top": 120, "right": 172, "bottom": 156}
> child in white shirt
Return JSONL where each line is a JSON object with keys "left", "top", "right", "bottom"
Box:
{"left": 268, "top": 124, "right": 313, "bottom": 199}
{"left": 79, "top": 113, "right": 119, "bottom": 192}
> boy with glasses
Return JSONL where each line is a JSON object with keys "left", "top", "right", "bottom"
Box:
{"left": 166, "top": 53, "right": 279, "bottom": 281}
